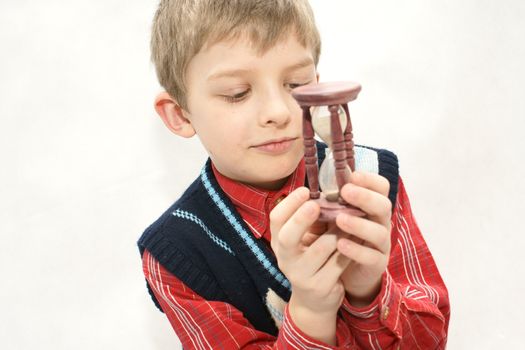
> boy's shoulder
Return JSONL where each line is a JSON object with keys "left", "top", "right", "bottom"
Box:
{"left": 351, "top": 144, "right": 399, "bottom": 205}
{"left": 139, "top": 167, "right": 212, "bottom": 234}
{"left": 137, "top": 159, "right": 240, "bottom": 253}
{"left": 142, "top": 175, "right": 203, "bottom": 232}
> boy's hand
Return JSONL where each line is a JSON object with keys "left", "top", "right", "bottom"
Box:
{"left": 335, "top": 172, "right": 392, "bottom": 307}
{"left": 270, "top": 187, "right": 350, "bottom": 344}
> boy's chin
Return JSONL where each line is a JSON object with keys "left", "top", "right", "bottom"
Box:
{"left": 247, "top": 177, "right": 289, "bottom": 191}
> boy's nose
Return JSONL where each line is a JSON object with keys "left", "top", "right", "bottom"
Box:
{"left": 258, "top": 91, "right": 292, "bottom": 127}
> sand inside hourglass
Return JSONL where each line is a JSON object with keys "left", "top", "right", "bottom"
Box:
{"left": 311, "top": 105, "right": 351, "bottom": 202}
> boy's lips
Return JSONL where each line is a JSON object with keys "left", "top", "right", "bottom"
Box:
{"left": 251, "top": 137, "right": 299, "bottom": 154}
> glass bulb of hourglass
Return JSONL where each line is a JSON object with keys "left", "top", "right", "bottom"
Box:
{"left": 311, "top": 105, "right": 347, "bottom": 147}
{"left": 319, "top": 150, "right": 351, "bottom": 202}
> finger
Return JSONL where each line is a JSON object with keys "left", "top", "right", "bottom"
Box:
{"left": 339, "top": 183, "right": 392, "bottom": 227}
{"left": 313, "top": 250, "right": 351, "bottom": 288}
{"left": 300, "top": 231, "right": 340, "bottom": 275}
{"left": 350, "top": 171, "right": 390, "bottom": 197}
{"left": 270, "top": 187, "right": 310, "bottom": 238}
{"left": 275, "top": 199, "right": 321, "bottom": 252}
{"left": 337, "top": 237, "right": 387, "bottom": 268}
{"left": 335, "top": 214, "right": 391, "bottom": 254}
{"left": 300, "top": 232, "right": 322, "bottom": 247}
{"left": 300, "top": 220, "right": 329, "bottom": 246}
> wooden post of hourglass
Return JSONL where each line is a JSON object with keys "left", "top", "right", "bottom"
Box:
{"left": 329, "top": 104, "right": 348, "bottom": 202}
{"left": 342, "top": 103, "right": 356, "bottom": 172}
{"left": 292, "top": 81, "right": 364, "bottom": 222}
{"left": 302, "top": 105, "right": 320, "bottom": 199}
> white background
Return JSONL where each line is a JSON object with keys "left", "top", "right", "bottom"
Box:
{"left": 1, "top": 0, "right": 524, "bottom": 349}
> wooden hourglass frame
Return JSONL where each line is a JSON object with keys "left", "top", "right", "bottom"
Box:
{"left": 292, "top": 81, "right": 365, "bottom": 222}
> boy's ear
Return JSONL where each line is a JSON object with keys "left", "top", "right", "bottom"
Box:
{"left": 154, "top": 92, "right": 195, "bottom": 138}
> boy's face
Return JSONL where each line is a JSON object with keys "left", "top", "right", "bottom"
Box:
{"left": 181, "top": 33, "right": 317, "bottom": 189}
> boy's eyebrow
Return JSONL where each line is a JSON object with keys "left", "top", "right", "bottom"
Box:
{"left": 207, "top": 68, "right": 252, "bottom": 81}
{"left": 207, "top": 57, "right": 315, "bottom": 81}
{"left": 283, "top": 57, "right": 315, "bottom": 73}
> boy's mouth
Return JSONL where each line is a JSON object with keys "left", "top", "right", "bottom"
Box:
{"left": 252, "top": 137, "right": 298, "bottom": 154}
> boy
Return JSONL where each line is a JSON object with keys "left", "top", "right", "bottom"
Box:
{"left": 138, "top": 0, "right": 450, "bottom": 348}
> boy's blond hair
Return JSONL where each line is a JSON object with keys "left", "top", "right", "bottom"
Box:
{"left": 151, "top": 0, "right": 321, "bottom": 109}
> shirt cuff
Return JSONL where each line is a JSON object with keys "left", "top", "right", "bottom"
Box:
{"left": 281, "top": 304, "right": 353, "bottom": 349}
{"left": 341, "top": 270, "right": 402, "bottom": 338}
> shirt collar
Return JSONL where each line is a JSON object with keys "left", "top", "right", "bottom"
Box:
{"left": 212, "top": 159, "right": 305, "bottom": 240}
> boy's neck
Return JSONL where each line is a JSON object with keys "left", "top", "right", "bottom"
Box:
{"left": 211, "top": 159, "right": 305, "bottom": 193}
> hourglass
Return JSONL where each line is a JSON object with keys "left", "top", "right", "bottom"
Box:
{"left": 292, "top": 81, "right": 365, "bottom": 222}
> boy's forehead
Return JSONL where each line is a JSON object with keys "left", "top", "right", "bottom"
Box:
{"left": 206, "top": 56, "right": 315, "bottom": 82}
{"left": 202, "top": 29, "right": 302, "bottom": 55}
{"left": 195, "top": 33, "right": 315, "bottom": 76}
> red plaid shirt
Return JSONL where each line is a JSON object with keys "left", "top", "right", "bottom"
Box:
{"left": 142, "top": 160, "right": 450, "bottom": 349}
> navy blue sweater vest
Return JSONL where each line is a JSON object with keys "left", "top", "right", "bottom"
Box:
{"left": 138, "top": 144, "right": 399, "bottom": 336}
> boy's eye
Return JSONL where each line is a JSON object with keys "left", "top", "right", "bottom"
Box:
{"left": 286, "top": 81, "right": 312, "bottom": 90}
{"left": 222, "top": 89, "right": 250, "bottom": 103}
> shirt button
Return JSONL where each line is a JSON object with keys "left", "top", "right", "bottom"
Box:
{"left": 381, "top": 306, "right": 390, "bottom": 320}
